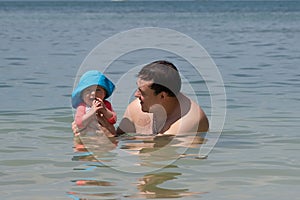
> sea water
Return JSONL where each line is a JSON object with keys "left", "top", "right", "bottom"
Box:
{"left": 0, "top": 1, "right": 300, "bottom": 199}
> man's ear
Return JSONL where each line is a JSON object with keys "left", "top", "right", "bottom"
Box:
{"left": 160, "top": 91, "right": 167, "bottom": 99}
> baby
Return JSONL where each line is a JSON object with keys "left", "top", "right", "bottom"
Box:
{"left": 71, "top": 70, "right": 116, "bottom": 136}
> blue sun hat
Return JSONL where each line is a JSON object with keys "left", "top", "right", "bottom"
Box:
{"left": 71, "top": 70, "right": 115, "bottom": 108}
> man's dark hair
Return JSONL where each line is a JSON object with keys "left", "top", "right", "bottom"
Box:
{"left": 138, "top": 60, "right": 181, "bottom": 97}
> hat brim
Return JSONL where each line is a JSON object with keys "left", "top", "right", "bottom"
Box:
{"left": 71, "top": 70, "right": 115, "bottom": 108}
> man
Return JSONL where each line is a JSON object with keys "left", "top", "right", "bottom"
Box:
{"left": 72, "top": 60, "right": 209, "bottom": 136}
{"left": 116, "top": 60, "right": 209, "bottom": 135}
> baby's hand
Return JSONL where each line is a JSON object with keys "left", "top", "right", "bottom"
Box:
{"left": 91, "top": 99, "right": 102, "bottom": 112}
{"left": 95, "top": 98, "right": 107, "bottom": 112}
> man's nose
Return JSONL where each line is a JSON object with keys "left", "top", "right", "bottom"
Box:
{"left": 134, "top": 89, "right": 140, "bottom": 98}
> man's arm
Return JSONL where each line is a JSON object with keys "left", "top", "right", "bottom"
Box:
{"left": 116, "top": 117, "right": 136, "bottom": 135}
{"left": 116, "top": 99, "right": 139, "bottom": 135}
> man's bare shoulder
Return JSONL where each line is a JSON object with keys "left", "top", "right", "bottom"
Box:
{"left": 177, "top": 94, "right": 209, "bottom": 132}
{"left": 123, "top": 98, "right": 153, "bottom": 134}
{"left": 117, "top": 99, "right": 141, "bottom": 135}
{"left": 189, "top": 99, "right": 205, "bottom": 116}
{"left": 189, "top": 99, "right": 209, "bottom": 132}
{"left": 126, "top": 99, "right": 149, "bottom": 120}
{"left": 127, "top": 98, "right": 140, "bottom": 109}
{"left": 126, "top": 99, "right": 141, "bottom": 116}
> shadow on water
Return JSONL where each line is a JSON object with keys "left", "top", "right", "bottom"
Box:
{"left": 68, "top": 132, "right": 208, "bottom": 199}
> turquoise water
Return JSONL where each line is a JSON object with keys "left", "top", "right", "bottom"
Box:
{"left": 0, "top": 1, "right": 300, "bottom": 199}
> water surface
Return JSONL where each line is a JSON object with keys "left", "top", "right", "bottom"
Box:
{"left": 0, "top": 1, "right": 300, "bottom": 199}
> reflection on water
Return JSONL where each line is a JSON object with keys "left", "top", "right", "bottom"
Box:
{"left": 135, "top": 172, "right": 202, "bottom": 199}
{"left": 70, "top": 132, "right": 207, "bottom": 199}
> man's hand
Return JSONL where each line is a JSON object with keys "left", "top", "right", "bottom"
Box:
{"left": 72, "top": 121, "right": 80, "bottom": 136}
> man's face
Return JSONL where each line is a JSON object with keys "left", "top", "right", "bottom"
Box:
{"left": 135, "top": 78, "right": 160, "bottom": 112}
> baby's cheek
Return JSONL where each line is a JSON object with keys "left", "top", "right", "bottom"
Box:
{"left": 97, "top": 94, "right": 105, "bottom": 100}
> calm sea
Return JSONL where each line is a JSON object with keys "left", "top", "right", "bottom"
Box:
{"left": 0, "top": 1, "right": 300, "bottom": 199}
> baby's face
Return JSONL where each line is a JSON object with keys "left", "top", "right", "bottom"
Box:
{"left": 82, "top": 85, "right": 106, "bottom": 106}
